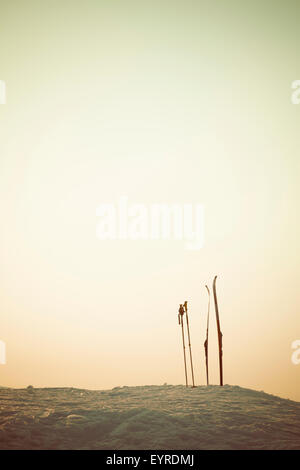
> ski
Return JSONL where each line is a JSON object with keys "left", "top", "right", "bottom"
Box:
{"left": 212, "top": 275, "right": 223, "bottom": 386}
{"left": 204, "top": 285, "right": 210, "bottom": 385}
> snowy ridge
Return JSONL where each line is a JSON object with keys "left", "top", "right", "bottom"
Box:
{"left": 0, "top": 385, "right": 299, "bottom": 449}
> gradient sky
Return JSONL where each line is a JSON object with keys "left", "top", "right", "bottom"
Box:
{"left": 0, "top": 0, "right": 300, "bottom": 401}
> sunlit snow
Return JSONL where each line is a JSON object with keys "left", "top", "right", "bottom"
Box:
{"left": 0, "top": 385, "right": 299, "bottom": 449}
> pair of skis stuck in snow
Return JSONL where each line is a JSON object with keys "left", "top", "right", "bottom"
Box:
{"left": 178, "top": 275, "right": 223, "bottom": 387}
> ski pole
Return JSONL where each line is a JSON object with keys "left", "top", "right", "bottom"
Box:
{"left": 204, "top": 285, "right": 210, "bottom": 386}
{"left": 183, "top": 301, "right": 196, "bottom": 388}
{"left": 212, "top": 276, "right": 223, "bottom": 386}
{"left": 178, "top": 304, "right": 188, "bottom": 387}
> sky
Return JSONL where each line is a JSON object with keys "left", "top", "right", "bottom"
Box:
{"left": 0, "top": 0, "right": 300, "bottom": 400}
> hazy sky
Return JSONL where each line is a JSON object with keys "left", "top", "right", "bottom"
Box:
{"left": 0, "top": 1, "right": 300, "bottom": 400}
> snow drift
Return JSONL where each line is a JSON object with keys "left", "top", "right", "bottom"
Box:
{"left": 0, "top": 384, "right": 299, "bottom": 450}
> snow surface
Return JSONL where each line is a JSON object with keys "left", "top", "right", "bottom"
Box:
{"left": 0, "top": 384, "right": 299, "bottom": 450}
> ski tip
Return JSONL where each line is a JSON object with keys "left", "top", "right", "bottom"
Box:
{"left": 213, "top": 275, "right": 218, "bottom": 283}
{"left": 205, "top": 285, "right": 210, "bottom": 293}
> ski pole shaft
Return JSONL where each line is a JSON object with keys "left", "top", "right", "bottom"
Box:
{"left": 181, "top": 319, "right": 188, "bottom": 387}
{"left": 178, "top": 304, "right": 188, "bottom": 387}
{"left": 184, "top": 301, "right": 195, "bottom": 388}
